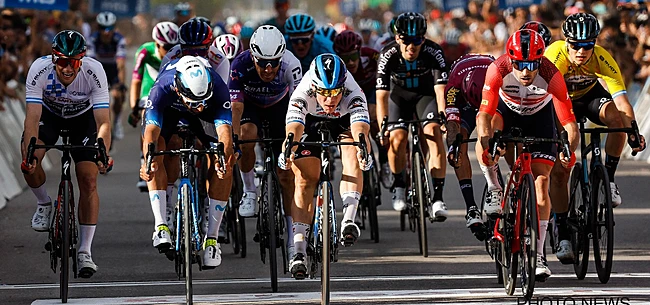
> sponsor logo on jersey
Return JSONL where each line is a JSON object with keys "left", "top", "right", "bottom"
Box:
{"left": 31, "top": 66, "right": 49, "bottom": 85}
{"left": 87, "top": 69, "right": 102, "bottom": 88}
{"left": 598, "top": 55, "right": 617, "bottom": 74}
{"left": 446, "top": 88, "right": 459, "bottom": 106}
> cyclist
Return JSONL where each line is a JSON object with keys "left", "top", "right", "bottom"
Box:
{"left": 284, "top": 13, "right": 335, "bottom": 74}
{"left": 265, "top": 0, "right": 290, "bottom": 35}
{"left": 444, "top": 53, "right": 495, "bottom": 241}
{"left": 161, "top": 18, "right": 230, "bottom": 84}
{"left": 317, "top": 25, "right": 337, "bottom": 42}
{"left": 440, "top": 28, "right": 469, "bottom": 67}
{"left": 544, "top": 13, "right": 646, "bottom": 264}
{"left": 279, "top": 54, "right": 372, "bottom": 279}
{"left": 375, "top": 12, "right": 449, "bottom": 220}
{"left": 476, "top": 29, "right": 580, "bottom": 281}
{"left": 173, "top": 2, "right": 194, "bottom": 27}
{"left": 129, "top": 22, "right": 180, "bottom": 193}
{"left": 240, "top": 26, "right": 254, "bottom": 51}
{"left": 333, "top": 30, "right": 392, "bottom": 188}
{"left": 87, "top": 11, "right": 127, "bottom": 141}
{"left": 22, "top": 30, "right": 113, "bottom": 278}
{"left": 358, "top": 18, "right": 379, "bottom": 49}
{"left": 139, "top": 56, "right": 234, "bottom": 269}
{"left": 520, "top": 21, "right": 552, "bottom": 47}
{"left": 214, "top": 34, "right": 243, "bottom": 62}
{"left": 372, "top": 17, "right": 397, "bottom": 51}
{"left": 229, "top": 25, "right": 302, "bottom": 257}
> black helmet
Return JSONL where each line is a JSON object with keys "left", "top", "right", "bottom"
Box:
{"left": 520, "top": 21, "right": 552, "bottom": 47}
{"left": 562, "top": 13, "right": 600, "bottom": 40}
{"left": 52, "top": 30, "right": 87, "bottom": 57}
{"left": 394, "top": 12, "right": 426, "bottom": 37}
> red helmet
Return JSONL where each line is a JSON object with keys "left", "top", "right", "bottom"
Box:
{"left": 506, "top": 29, "right": 545, "bottom": 61}
{"left": 333, "top": 30, "right": 362, "bottom": 54}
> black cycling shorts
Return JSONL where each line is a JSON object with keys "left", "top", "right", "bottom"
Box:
{"left": 496, "top": 100, "right": 558, "bottom": 166}
{"left": 460, "top": 104, "right": 479, "bottom": 134}
{"left": 158, "top": 108, "right": 219, "bottom": 145}
{"left": 27, "top": 109, "right": 98, "bottom": 163}
{"left": 101, "top": 62, "right": 120, "bottom": 87}
{"left": 571, "top": 82, "right": 611, "bottom": 126}
{"left": 240, "top": 97, "right": 289, "bottom": 158}
{"left": 293, "top": 114, "right": 351, "bottom": 160}
{"left": 387, "top": 86, "right": 439, "bottom": 131}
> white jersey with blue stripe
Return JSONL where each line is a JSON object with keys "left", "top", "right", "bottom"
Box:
{"left": 25, "top": 56, "right": 110, "bottom": 119}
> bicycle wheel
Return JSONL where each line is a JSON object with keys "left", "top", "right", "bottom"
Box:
{"left": 231, "top": 167, "right": 246, "bottom": 258}
{"left": 482, "top": 183, "right": 503, "bottom": 284}
{"left": 320, "top": 181, "right": 332, "bottom": 305}
{"left": 569, "top": 162, "right": 589, "bottom": 280}
{"left": 591, "top": 164, "right": 614, "bottom": 284}
{"left": 60, "top": 180, "right": 72, "bottom": 303}
{"left": 501, "top": 180, "right": 517, "bottom": 296}
{"left": 519, "top": 173, "right": 537, "bottom": 300}
{"left": 181, "top": 184, "right": 193, "bottom": 304}
{"left": 365, "top": 158, "right": 380, "bottom": 243}
{"left": 413, "top": 150, "right": 428, "bottom": 257}
{"left": 265, "top": 172, "right": 279, "bottom": 292}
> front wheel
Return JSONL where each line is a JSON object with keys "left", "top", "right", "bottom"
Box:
{"left": 569, "top": 162, "right": 589, "bottom": 280}
{"left": 591, "top": 164, "right": 614, "bottom": 284}
{"left": 413, "top": 151, "right": 428, "bottom": 257}
{"left": 501, "top": 178, "right": 517, "bottom": 296}
{"left": 181, "top": 184, "right": 194, "bottom": 304}
{"left": 519, "top": 173, "right": 537, "bottom": 300}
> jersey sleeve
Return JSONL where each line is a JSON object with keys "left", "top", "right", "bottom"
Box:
{"left": 596, "top": 47, "right": 627, "bottom": 98}
{"left": 207, "top": 45, "right": 230, "bottom": 83}
{"left": 344, "top": 74, "right": 370, "bottom": 125}
{"left": 143, "top": 80, "right": 170, "bottom": 128}
{"left": 479, "top": 63, "right": 502, "bottom": 116}
{"left": 430, "top": 44, "right": 449, "bottom": 86}
{"left": 228, "top": 58, "right": 245, "bottom": 104}
{"left": 132, "top": 45, "right": 148, "bottom": 81}
{"left": 25, "top": 58, "right": 48, "bottom": 105}
{"left": 444, "top": 82, "right": 463, "bottom": 123}
{"left": 210, "top": 71, "right": 233, "bottom": 127}
{"left": 543, "top": 41, "right": 570, "bottom": 75}
{"left": 548, "top": 71, "right": 576, "bottom": 126}
{"left": 88, "top": 62, "right": 110, "bottom": 110}
{"left": 376, "top": 46, "right": 396, "bottom": 91}
{"left": 286, "top": 79, "right": 310, "bottom": 125}
{"left": 285, "top": 52, "right": 303, "bottom": 95}
{"left": 116, "top": 35, "right": 127, "bottom": 59}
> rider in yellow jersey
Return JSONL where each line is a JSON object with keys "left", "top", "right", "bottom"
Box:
{"left": 544, "top": 13, "right": 646, "bottom": 264}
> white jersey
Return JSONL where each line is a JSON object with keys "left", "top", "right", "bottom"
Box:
{"left": 286, "top": 70, "right": 370, "bottom": 125}
{"left": 160, "top": 44, "right": 230, "bottom": 83}
{"left": 373, "top": 33, "right": 394, "bottom": 52}
{"left": 25, "top": 56, "right": 110, "bottom": 119}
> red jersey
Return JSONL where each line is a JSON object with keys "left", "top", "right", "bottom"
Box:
{"left": 351, "top": 47, "right": 380, "bottom": 94}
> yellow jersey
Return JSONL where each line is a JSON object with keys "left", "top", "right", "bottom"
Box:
{"left": 544, "top": 41, "right": 626, "bottom": 100}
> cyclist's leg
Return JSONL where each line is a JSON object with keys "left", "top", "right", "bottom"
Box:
{"left": 455, "top": 106, "right": 478, "bottom": 212}
{"left": 418, "top": 95, "right": 447, "bottom": 219}
{"left": 335, "top": 118, "right": 363, "bottom": 245}
{"left": 238, "top": 103, "right": 260, "bottom": 217}
{"left": 477, "top": 103, "right": 505, "bottom": 215}
{"left": 136, "top": 97, "right": 149, "bottom": 192}
{"left": 592, "top": 91, "right": 625, "bottom": 206}
{"left": 366, "top": 89, "right": 390, "bottom": 186}
{"left": 387, "top": 89, "right": 410, "bottom": 211}
{"left": 549, "top": 118, "right": 573, "bottom": 262}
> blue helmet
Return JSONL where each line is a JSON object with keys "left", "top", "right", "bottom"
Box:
{"left": 285, "top": 13, "right": 315, "bottom": 34}
{"left": 240, "top": 26, "right": 254, "bottom": 39}
{"left": 317, "top": 25, "right": 337, "bottom": 42}
{"left": 309, "top": 53, "right": 347, "bottom": 90}
{"left": 179, "top": 18, "right": 213, "bottom": 46}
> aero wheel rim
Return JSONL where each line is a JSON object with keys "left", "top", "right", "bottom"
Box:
{"left": 597, "top": 180, "right": 609, "bottom": 264}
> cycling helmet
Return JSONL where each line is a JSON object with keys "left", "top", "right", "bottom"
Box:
{"left": 563, "top": 13, "right": 600, "bottom": 40}
{"left": 52, "top": 30, "right": 87, "bottom": 57}
{"left": 285, "top": 13, "right": 315, "bottom": 34}
{"left": 96, "top": 11, "right": 117, "bottom": 28}
{"left": 192, "top": 16, "right": 211, "bottom": 26}
{"left": 358, "top": 18, "right": 374, "bottom": 31}
{"left": 317, "top": 26, "right": 337, "bottom": 42}
{"left": 249, "top": 25, "right": 286, "bottom": 59}
{"left": 215, "top": 34, "right": 243, "bottom": 60}
{"left": 240, "top": 26, "right": 254, "bottom": 39}
{"left": 520, "top": 21, "right": 552, "bottom": 47}
{"left": 388, "top": 16, "right": 397, "bottom": 36}
{"left": 444, "top": 28, "right": 461, "bottom": 45}
{"left": 212, "top": 23, "right": 226, "bottom": 38}
{"left": 309, "top": 53, "right": 347, "bottom": 90}
{"left": 174, "top": 2, "right": 191, "bottom": 15}
{"left": 506, "top": 29, "right": 545, "bottom": 61}
{"left": 394, "top": 12, "right": 426, "bottom": 37}
{"left": 333, "top": 30, "right": 362, "bottom": 54}
{"left": 179, "top": 19, "right": 213, "bottom": 46}
{"left": 174, "top": 56, "right": 213, "bottom": 107}
{"left": 152, "top": 22, "right": 180, "bottom": 45}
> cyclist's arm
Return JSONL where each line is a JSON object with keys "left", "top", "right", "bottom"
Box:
{"left": 376, "top": 89, "right": 389, "bottom": 129}
{"left": 346, "top": 83, "right": 372, "bottom": 153}
{"left": 431, "top": 56, "right": 449, "bottom": 118}
{"left": 284, "top": 122, "right": 304, "bottom": 155}
{"left": 597, "top": 48, "right": 636, "bottom": 127}
{"left": 285, "top": 92, "right": 308, "bottom": 154}
{"left": 89, "top": 66, "right": 112, "bottom": 148}
{"left": 130, "top": 47, "right": 147, "bottom": 110}
{"left": 548, "top": 70, "right": 579, "bottom": 153}
{"left": 435, "top": 84, "right": 446, "bottom": 121}
{"left": 23, "top": 62, "right": 45, "bottom": 154}
{"left": 444, "top": 82, "right": 463, "bottom": 146}
{"left": 375, "top": 47, "right": 393, "bottom": 127}
{"left": 142, "top": 83, "right": 168, "bottom": 149}
{"left": 476, "top": 64, "right": 502, "bottom": 163}
{"left": 22, "top": 103, "right": 42, "bottom": 155}
{"left": 116, "top": 36, "right": 127, "bottom": 85}
{"left": 94, "top": 108, "right": 112, "bottom": 150}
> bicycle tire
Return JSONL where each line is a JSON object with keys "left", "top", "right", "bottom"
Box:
{"left": 414, "top": 150, "right": 428, "bottom": 257}
{"left": 400, "top": 209, "right": 406, "bottom": 231}
{"left": 367, "top": 157, "right": 380, "bottom": 243}
{"left": 60, "top": 180, "right": 71, "bottom": 303}
{"left": 591, "top": 164, "right": 614, "bottom": 284}
{"left": 230, "top": 166, "right": 246, "bottom": 258}
{"left": 321, "top": 181, "right": 331, "bottom": 305}
{"left": 266, "top": 172, "right": 279, "bottom": 292}
{"left": 181, "top": 184, "right": 193, "bottom": 304}
{"left": 519, "top": 173, "right": 537, "bottom": 300}
{"left": 569, "top": 162, "right": 589, "bottom": 280}
{"left": 482, "top": 183, "right": 503, "bottom": 284}
{"left": 501, "top": 178, "right": 517, "bottom": 296}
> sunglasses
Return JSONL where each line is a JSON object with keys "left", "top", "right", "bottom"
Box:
{"left": 511, "top": 60, "right": 540, "bottom": 71}
{"left": 289, "top": 36, "right": 312, "bottom": 45}
{"left": 181, "top": 46, "right": 209, "bottom": 57}
{"left": 159, "top": 43, "right": 175, "bottom": 51}
{"left": 52, "top": 53, "right": 83, "bottom": 70}
{"left": 315, "top": 87, "right": 343, "bottom": 97}
{"left": 253, "top": 56, "right": 282, "bottom": 68}
{"left": 399, "top": 35, "right": 425, "bottom": 46}
{"left": 181, "top": 96, "right": 207, "bottom": 110}
{"left": 339, "top": 52, "right": 360, "bottom": 63}
{"left": 100, "top": 26, "right": 114, "bottom": 32}
{"left": 568, "top": 40, "right": 596, "bottom": 51}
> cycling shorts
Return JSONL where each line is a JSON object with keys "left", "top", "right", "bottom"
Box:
{"left": 386, "top": 86, "right": 438, "bottom": 132}
{"left": 27, "top": 109, "right": 98, "bottom": 163}
{"left": 158, "top": 108, "right": 219, "bottom": 146}
{"left": 459, "top": 104, "right": 478, "bottom": 134}
{"left": 571, "top": 82, "right": 611, "bottom": 126}
{"left": 240, "top": 97, "right": 290, "bottom": 158}
{"left": 496, "top": 99, "right": 558, "bottom": 167}
{"left": 293, "top": 114, "right": 351, "bottom": 160}
{"left": 101, "top": 62, "right": 120, "bottom": 87}
{"left": 364, "top": 87, "right": 377, "bottom": 105}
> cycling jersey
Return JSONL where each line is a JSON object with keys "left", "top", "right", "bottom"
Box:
{"left": 132, "top": 42, "right": 163, "bottom": 99}
{"left": 351, "top": 47, "right": 379, "bottom": 101}
{"left": 286, "top": 70, "right": 370, "bottom": 125}
{"left": 86, "top": 32, "right": 127, "bottom": 64}
{"left": 544, "top": 41, "right": 626, "bottom": 100}
{"left": 25, "top": 56, "right": 110, "bottom": 119}
{"left": 373, "top": 33, "right": 394, "bottom": 52}
{"left": 480, "top": 55, "right": 575, "bottom": 126}
{"left": 440, "top": 42, "right": 470, "bottom": 67}
{"left": 376, "top": 39, "right": 448, "bottom": 96}
{"left": 286, "top": 33, "right": 335, "bottom": 74}
{"left": 445, "top": 54, "right": 494, "bottom": 130}
{"left": 229, "top": 49, "right": 302, "bottom": 108}
{"left": 160, "top": 44, "right": 230, "bottom": 83}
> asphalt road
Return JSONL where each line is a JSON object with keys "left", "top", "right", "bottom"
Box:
{"left": 2, "top": 119, "right": 650, "bottom": 305}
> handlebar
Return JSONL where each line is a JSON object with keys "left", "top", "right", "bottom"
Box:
{"left": 283, "top": 132, "right": 369, "bottom": 160}
{"left": 146, "top": 141, "right": 226, "bottom": 174}
{"left": 449, "top": 133, "right": 478, "bottom": 166}
{"left": 488, "top": 129, "right": 570, "bottom": 161}
{"left": 580, "top": 120, "right": 642, "bottom": 156}
{"left": 380, "top": 112, "right": 446, "bottom": 136}
{"left": 22, "top": 137, "right": 109, "bottom": 174}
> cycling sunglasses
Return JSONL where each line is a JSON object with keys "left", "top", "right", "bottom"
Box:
{"left": 52, "top": 53, "right": 83, "bottom": 70}
{"left": 315, "top": 87, "right": 343, "bottom": 97}
{"left": 181, "top": 46, "right": 209, "bottom": 57}
{"left": 511, "top": 59, "right": 540, "bottom": 71}
{"left": 289, "top": 35, "right": 312, "bottom": 45}
{"left": 100, "top": 25, "right": 114, "bottom": 32}
{"left": 339, "top": 51, "right": 360, "bottom": 63}
{"left": 253, "top": 56, "right": 282, "bottom": 68}
{"left": 568, "top": 40, "right": 596, "bottom": 51}
{"left": 159, "top": 43, "right": 175, "bottom": 51}
{"left": 399, "top": 35, "right": 425, "bottom": 46}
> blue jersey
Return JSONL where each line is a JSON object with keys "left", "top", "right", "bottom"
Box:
{"left": 229, "top": 50, "right": 302, "bottom": 108}
{"left": 144, "top": 58, "right": 232, "bottom": 131}
{"left": 286, "top": 33, "right": 334, "bottom": 74}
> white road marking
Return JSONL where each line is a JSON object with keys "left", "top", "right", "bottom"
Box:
{"left": 377, "top": 208, "right": 650, "bottom": 217}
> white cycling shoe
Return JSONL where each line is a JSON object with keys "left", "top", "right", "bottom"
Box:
{"left": 484, "top": 189, "right": 503, "bottom": 216}
{"left": 610, "top": 182, "right": 622, "bottom": 208}
{"left": 31, "top": 204, "right": 52, "bottom": 232}
{"left": 202, "top": 238, "right": 222, "bottom": 269}
{"left": 392, "top": 187, "right": 407, "bottom": 211}
{"left": 238, "top": 191, "right": 257, "bottom": 217}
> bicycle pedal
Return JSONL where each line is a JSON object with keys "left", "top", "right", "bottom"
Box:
{"left": 535, "top": 274, "right": 550, "bottom": 282}
{"left": 217, "top": 236, "right": 228, "bottom": 244}
{"left": 164, "top": 250, "right": 175, "bottom": 261}
{"left": 44, "top": 242, "right": 52, "bottom": 251}
{"left": 156, "top": 243, "right": 172, "bottom": 254}
{"left": 253, "top": 232, "right": 260, "bottom": 243}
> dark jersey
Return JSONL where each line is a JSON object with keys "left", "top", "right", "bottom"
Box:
{"left": 376, "top": 39, "right": 448, "bottom": 96}
{"left": 351, "top": 47, "right": 380, "bottom": 96}
{"left": 445, "top": 54, "right": 494, "bottom": 111}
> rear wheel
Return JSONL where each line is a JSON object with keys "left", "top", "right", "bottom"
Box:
{"left": 265, "top": 173, "right": 279, "bottom": 292}
{"left": 366, "top": 157, "right": 380, "bottom": 243}
{"left": 60, "top": 181, "right": 72, "bottom": 303}
{"left": 501, "top": 179, "right": 517, "bottom": 296}
{"left": 181, "top": 184, "right": 193, "bottom": 303}
{"left": 413, "top": 151, "right": 428, "bottom": 257}
{"left": 519, "top": 173, "right": 537, "bottom": 300}
{"left": 591, "top": 164, "right": 614, "bottom": 284}
{"left": 569, "top": 162, "right": 589, "bottom": 280}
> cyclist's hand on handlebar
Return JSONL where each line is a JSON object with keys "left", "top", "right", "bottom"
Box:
{"left": 278, "top": 151, "right": 295, "bottom": 170}
{"left": 214, "top": 158, "right": 227, "bottom": 179}
{"left": 21, "top": 158, "right": 37, "bottom": 175}
{"left": 127, "top": 107, "right": 141, "bottom": 128}
{"left": 481, "top": 148, "right": 498, "bottom": 166}
{"left": 356, "top": 148, "right": 373, "bottom": 171}
{"left": 447, "top": 146, "right": 460, "bottom": 169}
{"left": 631, "top": 134, "right": 646, "bottom": 153}
{"left": 140, "top": 160, "right": 156, "bottom": 182}
{"left": 559, "top": 151, "right": 575, "bottom": 169}
{"left": 98, "top": 156, "right": 114, "bottom": 174}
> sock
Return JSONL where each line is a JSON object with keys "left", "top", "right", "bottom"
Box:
{"left": 459, "top": 179, "right": 477, "bottom": 211}
{"left": 166, "top": 183, "right": 175, "bottom": 210}
{"left": 341, "top": 191, "right": 361, "bottom": 223}
{"left": 393, "top": 171, "right": 406, "bottom": 188}
{"left": 293, "top": 222, "right": 310, "bottom": 255}
{"left": 285, "top": 216, "right": 294, "bottom": 248}
{"left": 555, "top": 212, "right": 570, "bottom": 241}
{"left": 433, "top": 178, "right": 445, "bottom": 202}
{"left": 605, "top": 155, "right": 620, "bottom": 182}
{"left": 149, "top": 190, "right": 167, "bottom": 228}
{"left": 537, "top": 220, "right": 549, "bottom": 255}
{"left": 480, "top": 164, "right": 502, "bottom": 191}
{"left": 207, "top": 199, "right": 227, "bottom": 239}
{"left": 241, "top": 169, "right": 256, "bottom": 193}
{"left": 78, "top": 224, "right": 96, "bottom": 256}
{"left": 31, "top": 183, "right": 51, "bottom": 205}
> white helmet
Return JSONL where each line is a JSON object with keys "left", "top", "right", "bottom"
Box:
{"left": 173, "top": 56, "right": 213, "bottom": 108}
{"left": 249, "top": 25, "right": 286, "bottom": 60}
{"left": 214, "top": 34, "right": 242, "bottom": 60}
{"left": 152, "top": 22, "right": 180, "bottom": 45}
{"left": 96, "top": 12, "right": 117, "bottom": 28}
